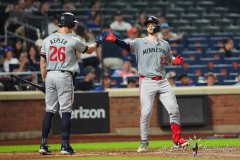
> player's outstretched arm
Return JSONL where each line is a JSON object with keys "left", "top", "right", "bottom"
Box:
{"left": 84, "top": 31, "right": 109, "bottom": 54}
{"left": 106, "top": 30, "right": 131, "bottom": 52}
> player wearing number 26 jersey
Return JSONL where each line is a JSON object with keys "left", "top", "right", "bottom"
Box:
{"left": 41, "top": 34, "right": 86, "bottom": 74}
{"left": 39, "top": 12, "right": 109, "bottom": 155}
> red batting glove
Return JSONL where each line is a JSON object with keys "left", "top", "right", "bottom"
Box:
{"left": 173, "top": 55, "right": 184, "bottom": 65}
{"left": 105, "top": 29, "right": 116, "bottom": 42}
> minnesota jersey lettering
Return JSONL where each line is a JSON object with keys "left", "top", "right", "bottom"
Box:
{"left": 143, "top": 47, "right": 166, "bottom": 55}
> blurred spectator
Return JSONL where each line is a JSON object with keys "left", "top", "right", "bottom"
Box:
{"left": 124, "top": 27, "right": 139, "bottom": 42}
{"left": 205, "top": 72, "right": 218, "bottom": 86}
{"left": 10, "top": 0, "right": 27, "bottom": 21}
{"left": 87, "top": 13, "right": 101, "bottom": 29}
{"left": 177, "top": 73, "right": 195, "bottom": 87}
{"left": 86, "top": 0, "right": 101, "bottom": 20}
{"left": 5, "top": 0, "right": 27, "bottom": 35}
{"left": 101, "top": 24, "right": 123, "bottom": 72}
{"left": 110, "top": 10, "right": 132, "bottom": 31}
{"left": 49, "top": 0, "right": 62, "bottom": 9}
{"left": 33, "top": 1, "right": 50, "bottom": 16}
{"left": 3, "top": 47, "right": 19, "bottom": 72}
{"left": 112, "top": 55, "right": 138, "bottom": 84}
{"left": 102, "top": 73, "right": 112, "bottom": 89}
{"left": 234, "top": 73, "right": 240, "bottom": 86}
{"left": 13, "top": 52, "right": 31, "bottom": 72}
{"left": 127, "top": 78, "right": 138, "bottom": 88}
{"left": 75, "top": 24, "right": 101, "bottom": 72}
{"left": 13, "top": 39, "right": 23, "bottom": 59}
{"left": 157, "top": 13, "right": 166, "bottom": 25}
{"left": 166, "top": 71, "right": 176, "bottom": 87}
{"left": 134, "top": 12, "right": 147, "bottom": 30}
{"left": 14, "top": 39, "right": 24, "bottom": 59}
{"left": 63, "top": 0, "right": 75, "bottom": 11}
{"left": 12, "top": 51, "right": 36, "bottom": 90}
{"left": 123, "top": 27, "right": 139, "bottom": 68}
{"left": 27, "top": 46, "right": 39, "bottom": 70}
{"left": 112, "top": 55, "right": 138, "bottom": 77}
{"left": 48, "top": 15, "right": 59, "bottom": 35}
{"left": 76, "top": 66, "right": 96, "bottom": 91}
{"left": 24, "top": 0, "right": 38, "bottom": 14}
{"left": 158, "top": 23, "right": 184, "bottom": 41}
{"left": 35, "top": 38, "right": 43, "bottom": 55}
{"left": 218, "top": 38, "right": 238, "bottom": 58}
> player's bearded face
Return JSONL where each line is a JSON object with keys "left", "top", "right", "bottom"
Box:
{"left": 146, "top": 23, "right": 157, "bottom": 35}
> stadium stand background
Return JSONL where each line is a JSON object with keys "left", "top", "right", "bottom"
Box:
{"left": 0, "top": 0, "right": 240, "bottom": 91}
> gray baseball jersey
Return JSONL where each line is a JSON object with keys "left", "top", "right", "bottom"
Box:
{"left": 41, "top": 33, "right": 87, "bottom": 113}
{"left": 129, "top": 37, "right": 173, "bottom": 77}
{"left": 129, "top": 37, "right": 180, "bottom": 141}
{"left": 41, "top": 33, "right": 87, "bottom": 74}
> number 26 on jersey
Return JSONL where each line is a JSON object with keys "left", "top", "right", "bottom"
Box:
{"left": 49, "top": 46, "right": 66, "bottom": 62}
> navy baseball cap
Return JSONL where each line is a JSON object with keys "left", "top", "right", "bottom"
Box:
{"left": 123, "top": 55, "right": 133, "bottom": 63}
{"left": 84, "top": 66, "right": 95, "bottom": 75}
{"left": 115, "top": 10, "right": 122, "bottom": 16}
{"left": 4, "top": 46, "right": 14, "bottom": 53}
{"left": 160, "top": 23, "right": 169, "bottom": 29}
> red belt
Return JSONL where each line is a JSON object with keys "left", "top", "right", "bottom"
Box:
{"left": 140, "top": 75, "right": 162, "bottom": 80}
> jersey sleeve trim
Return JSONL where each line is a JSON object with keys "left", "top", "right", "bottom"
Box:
{"left": 82, "top": 46, "right": 88, "bottom": 54}
{"left": 40, "top": 52, "right": 46, "bottom": 59}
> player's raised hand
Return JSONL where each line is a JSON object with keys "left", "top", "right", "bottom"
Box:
{"left": 173, "top": 55, "right": 184, "bottom": 65}
{"left": 105, "top": 29, "right": 116, "bottom": 42}
{"left": 95, "top": 31, "right": 110, "bottom": 45}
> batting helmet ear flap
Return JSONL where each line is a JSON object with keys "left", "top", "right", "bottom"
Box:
{"left": 144, "top": 16, "right": 159, "bottom": 27}
{"left": 153, "top": 25, "right": 160, "bottom": 33}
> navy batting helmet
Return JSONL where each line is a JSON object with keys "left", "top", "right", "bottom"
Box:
{"left": 58, "top": 12, "right": 79, "bottom": 29}
{"left": 144, "top": 16, "right": 159, "bottom": 27}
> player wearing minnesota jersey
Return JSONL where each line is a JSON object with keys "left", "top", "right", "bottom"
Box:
{"left": 105, "top": 16, "right": 189, "bottom": 152}
{"left": 39, "top": 12, "right": 109, "bottom": 155}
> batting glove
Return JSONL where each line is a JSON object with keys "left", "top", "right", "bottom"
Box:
{"left": 105, "top": 29, "right": 116, "bottom": 42}
{"left": 173, "top": 55, "right": 184, "bottom": 65}
{"left": 95, "top": 31, "right": 110, "bottom": 46}
{"left": 41, "top": 82, "right": 46, "bottom": 93}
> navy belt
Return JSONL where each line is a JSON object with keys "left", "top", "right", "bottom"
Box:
{"left": 47, "top": 70, "right": 73, "bottom": 75}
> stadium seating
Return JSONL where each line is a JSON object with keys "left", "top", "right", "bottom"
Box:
{"left": 2, "top": 0, "right": 240, "bottom": 89}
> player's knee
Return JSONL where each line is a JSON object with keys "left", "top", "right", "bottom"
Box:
{"left": 141, "top": 111, "right": 152, "bottom": 120}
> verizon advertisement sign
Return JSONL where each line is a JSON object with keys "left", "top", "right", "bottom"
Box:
{"left": 53, "top": 92, "right": 110, "bottom": 134}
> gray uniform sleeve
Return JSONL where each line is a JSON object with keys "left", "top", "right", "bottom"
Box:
{"left": 166, "top": 42, "right": 173, "bottom": 59}
{"left": 74, "top": 38, "right": 88, "bottom": 53}
{"left": 129, "top": 39, "right": 140, "bottom": 54}
{"left": 40, "top": 39, "right": 46, "bottom": 57}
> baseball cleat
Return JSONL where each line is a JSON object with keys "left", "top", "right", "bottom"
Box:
{"left": 137, "top": 141, "right": 149, "bottom": 153}
{"left": 176, "top": 138, "right": 190, "bottom": 148}
{"left": 39, "top": 144, "right": 51, "bottom": 155}
{"left": 60, "top": 144, "right": 75, "bottom": 155}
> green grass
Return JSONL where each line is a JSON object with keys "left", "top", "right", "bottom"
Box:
{"left": 0, "top": 138, "right": 239, "bottom": 153}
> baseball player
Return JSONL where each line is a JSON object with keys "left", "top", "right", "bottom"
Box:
{"left": 39, "top": 12, "right": 109, "bottom": 155}
{"left": 105, "top": 16, "right": 189, "bottom": 152}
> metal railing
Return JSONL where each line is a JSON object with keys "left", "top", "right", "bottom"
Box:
{"left": 0, "top": 71, "right": 42, "bottom": 91}
{"left": 4, "top": 18, "right": 40, "bottom": 45}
